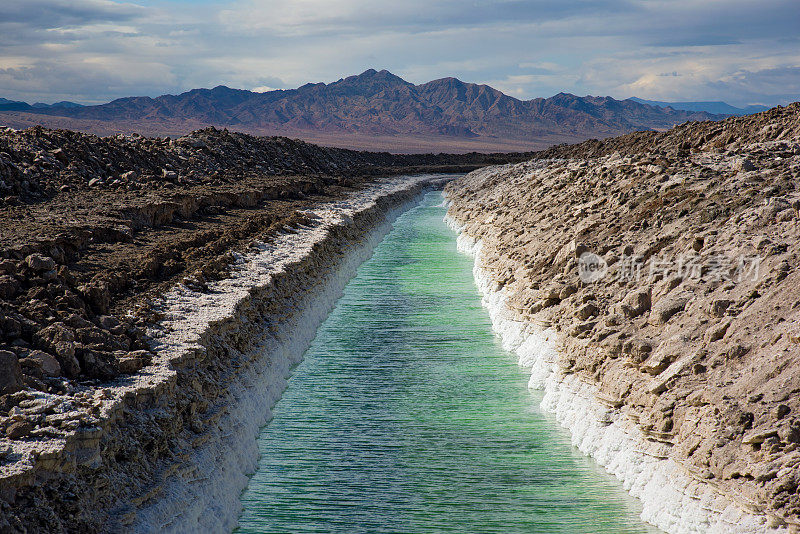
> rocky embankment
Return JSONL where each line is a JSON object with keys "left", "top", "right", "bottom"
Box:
{"left": 445, "top": 103, "right": 800, "bottom": 532}
{"left": 0, "top": 172, "right": 446, "bottom": 532}
{"left": 0, "top": 125, "right": 472, "bottom": 532}
{"left": 0, "top": 125, "right": 519, "bottom": 202}
{"left": 0, "top": 125, "right": 507, "bottom": 391}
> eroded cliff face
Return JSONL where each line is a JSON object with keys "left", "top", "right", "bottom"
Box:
{"left": 445, "top": 104, "right": 800, "bottom": 531}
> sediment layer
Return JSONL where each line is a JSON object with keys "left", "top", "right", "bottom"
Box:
{"left": 0, "top": 174, "right": 445, "bottom": 532}
{"left": 444, "top": 104, "right": 800, "bottom": 532}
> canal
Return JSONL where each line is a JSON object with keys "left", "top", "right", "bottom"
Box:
{"left": 237, "top": 190, "right": 656, "bottom": 533}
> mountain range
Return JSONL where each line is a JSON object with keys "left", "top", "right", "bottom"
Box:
{"left": 629, "top": 97, "right": 769, "bottom": 116}
{"left": 0, "top": 69, "right": 724, "bottom": 153}
{"left": 0, "top": 98, "right": 83, "bottom": 112}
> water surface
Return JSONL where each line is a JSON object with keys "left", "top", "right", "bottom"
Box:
{"left": 238, "top": 191, "right": 657, "bottom": 533}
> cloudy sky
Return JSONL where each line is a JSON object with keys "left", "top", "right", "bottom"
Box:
{"left": 1, "top": 0, "right": 798, "bottom": 106}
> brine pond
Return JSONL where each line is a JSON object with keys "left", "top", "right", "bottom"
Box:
{"left": 237, "top": 191, "right": 657, "bottom": 533}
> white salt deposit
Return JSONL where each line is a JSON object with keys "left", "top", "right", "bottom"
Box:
{"left": 129, "top": 176, "right": 437, "bottom": 532}
{"left": 444, "top": 209, "right": 786, "bottom": 534}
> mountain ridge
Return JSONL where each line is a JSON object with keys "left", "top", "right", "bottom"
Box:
{"left": 0, "top": 69, "right": 723, "bottom": 153}
{"left": 629, "top": 97, "right": 770, "bottom": 116}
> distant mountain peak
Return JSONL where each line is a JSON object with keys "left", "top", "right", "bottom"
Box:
{"left": 346, "top": 68, "right": 406, "bottom": 83}
{"left": 2, "top": 71, "right": 728, "bottom": 152}
{"left": 328, "top": 69, "right": 412, "bottom": 97}
{"left": 426, "top": 76, "right": 464, "bottom": 84}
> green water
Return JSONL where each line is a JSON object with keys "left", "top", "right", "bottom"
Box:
{"left": 237, "top": 191, "right": 657, "bottom": 533}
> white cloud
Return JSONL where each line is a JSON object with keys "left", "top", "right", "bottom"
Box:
{"left": 0, "top": 0, "right": 797, "bottom": 106}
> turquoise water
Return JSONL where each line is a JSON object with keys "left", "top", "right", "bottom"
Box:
{"left": 237, "top": 191, "right": 657, "bottom": 533}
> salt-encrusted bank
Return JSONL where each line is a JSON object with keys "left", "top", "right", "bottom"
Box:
{"left": 0, "top": 174, "right": 446, "bottom": 532}
{"left": 132, "top": 175, "right": 449, "bottom": 532}
{"left": 444, "top": 208, "right": 786, "bottom": 533}
{"left": 441, "top": 106, "right": 800, "bottom": 532}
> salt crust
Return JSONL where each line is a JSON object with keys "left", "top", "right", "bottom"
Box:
{"left": 444, "top": 206, "right": 785, "bottom": 534}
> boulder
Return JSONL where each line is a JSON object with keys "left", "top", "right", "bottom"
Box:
{"left": 117, "top": 350, "right": 153, "bottom": 374}
{"left": 26, "top": 350, "right": 62, "bottom": 376}
{"left": 97, "top": 315, "right": 119, "bottom": 330}
{"left": 35, "top": 322, "right": 75, "bottom": 347}
{"left": 649, "top": 293, "right": 691, "bottom": 325}
{"left": 6, "top": 421, "right": 32, "bottom": 440}
{"left": 705, "top": 320, "right": 730, "bottom": 342}
{"left": 0, "top": 350, "right": 23, "bottom": 394}
{"left": 0, "top": 275, "right": 20, "bottom": 299}
{"left": 622, "top": 337, "right": 654, "bottom": 363}
{"left": 77, "top": 349, "right": 119, "bottom": 380}
{"left": 709, "top": 299, "right": 732, "bottom": 318}
{"left": 571, "top": 241, "right": 589, "bottom": 258}
{"left": 79, "top": 280, "right": 111, "bottom": 314}
{"left": 34, "top": 323, "right": 80, "bottom": 377}
{"left": 24, "top": 254, "right": 56, "bottom": 272}
{"left": 576, "top": 302, "right": 599, "bottom": 321}
{"left": 620, "top": 288, "right": 651, "bottom": 318}
{"left": 652, "top": 275, "right": 682, "bottom": 303}
{"left": 0, "top": 259, "right": 17, "bottom": 275}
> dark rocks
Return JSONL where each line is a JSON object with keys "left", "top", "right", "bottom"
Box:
{"left": 117, "top": 350, "right": 153, "bottom": 374}
{"left": 735, "top": 158, "right": 757, "bottom": 172}
{"left": 76, "top": 349, "right": 119, "bottom": 380}
{"left": 55, "top": 349, "right": 81, "bottom": 378}
{"left": 776, "top": 404, "right": 791, "bottom": 420}
{"left": 34, "top": 323, "right": 80, "bottom": 377}
{"left": 0, "top": 124, "right": 511, "bottom": 203}
{"left": 63, "top": 313, "right": 94, "bottom": 329}
{"left": 1, "top": 127, "right": 458, "bottom": 395}
{"left": 76, "top": 326, "right": 128, "bottom": 351}
{"left": 0, "top": 259, "right": 17, "bottom": 275}
{"left": 23, "top": 350, "right": 62, "bottom": 376}
{"left": 96, "top": 315, "right": 119, "bottom": 331}
{"left": 6, "top": 421, "right": 32, "bottom": 439}
{"left": 78, "top": 280, "right": 111, "bottom": 314}
{"left": 24, "top": 253, "right": 56, "bottom": 272}
{"left": 35, "top": 322, "right": 75, "bottom": 348}
{"left": 0, "top": 350, "right": 23, "bottom": 394}
{"left": 0, "top": 275, "right": 20, "bottom": 299}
